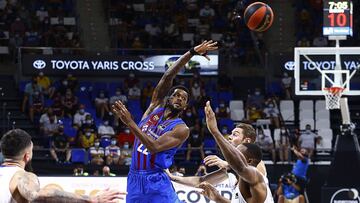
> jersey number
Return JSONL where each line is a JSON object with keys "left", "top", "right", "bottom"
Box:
{"left": 137, "top": 144, "right": 149, "bottom": 155}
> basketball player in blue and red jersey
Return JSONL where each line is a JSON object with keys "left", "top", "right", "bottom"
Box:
{"left": 112, "top": 40, "right": 218, "bottom": 203}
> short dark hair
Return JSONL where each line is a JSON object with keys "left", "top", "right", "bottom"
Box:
{"left": 168, "top": 85, "right": 190, "bottom": 103}
{"left": 242, "top": 143, "right": 262, "bottom": 165}
{"left": 235, "top": 123, "right": 257, "bottom": 143}
{"left": 0, "top": 129, "right": 32, "bottom": 159}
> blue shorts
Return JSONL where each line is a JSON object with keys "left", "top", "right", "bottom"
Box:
{"left": 126, "top": 168, "right": 183, "bottom": 203}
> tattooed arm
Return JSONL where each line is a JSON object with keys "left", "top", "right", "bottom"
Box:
{"left": 15, "top": 171, "right": 124, "bottom": 203}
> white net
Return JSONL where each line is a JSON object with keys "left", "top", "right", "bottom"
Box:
{"left": 323, "top": 87, "right": 344, "bottom": 110}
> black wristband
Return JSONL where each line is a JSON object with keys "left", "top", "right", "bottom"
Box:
{"left": 189, "top": 47, "right": 199, "bottom": 55}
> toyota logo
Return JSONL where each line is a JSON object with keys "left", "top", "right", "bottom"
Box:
{"left": 33, "top": 60, "right": 46, "bottom": 69}
{"left": 284, "top": 61, "right": 295, "bottom": 71}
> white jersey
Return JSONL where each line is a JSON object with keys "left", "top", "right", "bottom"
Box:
{"left": 228, "top": 173, "right": 274, "bottom": 203}
{"left": 0, "top": 166, "right": 22, "bottom": 203}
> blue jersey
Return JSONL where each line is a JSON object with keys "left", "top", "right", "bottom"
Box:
{"left": 131, "top": 107, "right": 185, "bottom": 171}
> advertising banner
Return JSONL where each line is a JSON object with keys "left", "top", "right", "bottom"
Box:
{"left": 22, "top": 54, "right": 218, "bottom": 76}
{"left": 38, "top": 176, "right": 234, "bottom": 203}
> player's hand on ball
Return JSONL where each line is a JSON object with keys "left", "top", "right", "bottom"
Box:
{"left": 194, "top": 40, "right": 218, "bottom": 61}
{"left": 196, "top": 182, "right": 221, "bottom": 202}
{"left": 92, "top": 188, "right": 127, "bottom": 203}
{"left": 204, "top": 155, "right": 229, "bottom": 169}
{"left": 112, "top": 101, "right": 133, "bottom": 125}
{"left": 204, "top": 101, "right": 219, "bottom": 134}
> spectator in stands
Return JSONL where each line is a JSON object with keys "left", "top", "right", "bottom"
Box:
{"left": 145, "top": 22, "right": 161, "bottom": 47}
{"left": 197, "top": 19, "right": 210, "bottom": 39}
{"left": 39, "top": 108, "right": 57, "bottom": 133}
{"left": 182, "top": 107, "right": 197, "bottom": 128}
{"left": 110, "top": 88, "right": 128, "bottom": 106}
{"left": 58, "top": 74, "right": 78, "bottom": 94}
{"left": 102, "top": 166, "right": 116, "bottom": 176}
{"left": 199, "top": 3, "right": 215, "bottom": 20}
{"left": 141, "top": 81, "right": 154, "bottom": 111}
{"left": 299, "top": 124, "right": 319, "bottom": 158}
{"left": 124, "top": 72, "right": 139, "bottom": 90}
{"left": 10, "top": 17, "right": 25, "bottom": 36}
{"left": 105, "top": 138, "right": 121, "bottom": 165}
{"left": 276, "top": 147, "right": 309, "bottom": 203}
{"left": 263, "top": 99, "right": 280, "bottom": 128}
{"left": 29, "top": 91, "right": 44, "bottom": 123}
{"left": 169, "top": 165, "right": 183, "bottom": 176}
{"left": 163, "top": 19, "right": 180, "bottom": 47}
{"left": 51, "top": 92, "right": 64, "bottom": 118}
{"left": 94, "top": 90, "right": 109, "bottom": 119}
{"left": 37, "top": 72, "right": 54, "bottom": 98}
{"left": 61, "top": 89, "right": 78, "bottom": 118}
{"left": 79, "top": 128, "right": 96, "bottom": 149}
{"left": 178, "top": 166, "right": 186, "bottom": 176}
{"left": 98, "top": 119, "right": 115, "bottom": 138}
{"left": 281, "top": 72, "right": 292, "bottom": 99}
{"left": 128, "top": 83, "right": 141, "bottom": 100}
{"left": 218, "top": 73, "right": 232, "bottom": 91}
{"left": 313, "top": 32, "right": 328, "bottom": 47}
{"left": 246, "top": 88, "right": 265, "bottom": 109}
{"left": 89, "top": 139, "right": 105, "bottom": 165}
{"left": 195, "top": 164, "right": 208, "bottom": 177}
{"left": 50, "top": 124, "right": 71, "bottom": 164}
{"left": 191, "top": 81, "right": 202, "bottom": 105}
{"left": 247, "top": 105, "right": 263, "bottom": 122}
{"left": 131, "top": 37, "right": 144, "bottom": 49}
{"left": 117, "top": 128, "right": 135, "bottom": 147}
{"left": 43, "top": 115, "right": 59, "bottom": 148}
{"left": 80, "top": 114, "right": 97, "bottom": 135}
{"left": 73, "top": 165, "right": 88, "bottom": 176}
{"left": 256, "top": 128, "right": 276, "bottom": 163}
{"left": 22, "top": 76, "right": 42, "bottom": 113}
{"left": 215, "top": 100, "right": 230, "bottom": 119}
{"left": 297, "top": 37, "right": 310, "bottom": 47}
{"left": 73, "top": 104, "right": 90, "bottom": 128}
{"left": 277, "top": 127, "right": 291, "bottom": 163}
{"left": 36, "top": 6, "right": 49, "bottom": 22}
{"left": 186, "top": 121, "right": 205, "bottom": 161}
{"left": 222, "top": 35, "right": 236, "bottom": 59}
{"left": 120, "top": 141, "right": 132, "bottom": 166}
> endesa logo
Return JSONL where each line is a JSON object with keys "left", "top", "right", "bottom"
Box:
{"left": 33, "top": 60, "right": 46, "bottom": 69}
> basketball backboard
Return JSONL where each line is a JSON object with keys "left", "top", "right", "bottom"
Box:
{"left": 294, "top": 47, "right": 360, "bottom": 96}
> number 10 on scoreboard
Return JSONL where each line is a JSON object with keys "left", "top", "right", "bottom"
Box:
{"left": 323, "top": 0, "right": 353, "bottom": 36}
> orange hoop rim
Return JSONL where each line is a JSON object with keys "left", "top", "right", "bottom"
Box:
{"left": 323, "top": 87, "right": 345, "bottom": 95}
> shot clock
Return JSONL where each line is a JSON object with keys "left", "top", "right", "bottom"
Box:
{"left": 323, "top": 0, "right": 353, "bottom": 36}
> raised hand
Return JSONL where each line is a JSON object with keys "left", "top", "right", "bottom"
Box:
{"left": 194, "top": 40, "right": 218, "bottom": 61}
{"left": 112, "top": 101, "right": 133, "bottom": 126}
{"left": 204, "top": 155, "right": 229, "bottom": 169}
{"left": 204, "top": 101, "right": 219, "bottom": 135}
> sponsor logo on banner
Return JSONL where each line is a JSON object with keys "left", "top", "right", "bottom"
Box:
{"left": 22, "top": 54, "right": 218, "bottom": 76}
{"left": 284, "top": 61, "right": 295, "bottom": 70}
{"left": 330, "top": 188, "right": 360, "bottom": 203}
{"left": 38, "top": 176, "right": 234, "bottom": 203}
{"left": 33, "top": 60, "right": 46, "bottom": 69}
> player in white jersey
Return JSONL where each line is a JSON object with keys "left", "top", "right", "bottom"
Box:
{"left": 196, "top": 101, "right": 274, "bottom": 203}
{"left": 0, "top": 129, "right": 125, "bottom": 203}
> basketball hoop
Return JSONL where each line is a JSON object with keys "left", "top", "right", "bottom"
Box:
{"left": 323, "top": 87, "right": 345, "bottom": 109}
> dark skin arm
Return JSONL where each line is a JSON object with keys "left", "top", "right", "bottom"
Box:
{"left": 142, "top": 40, "right": 218, "bottom": 119}
{"left": 112, "top": 100, "right": 190, "bottom": 153}
{"left": 204, "top": 101, "right": 263, "bottom": 185}
{"left": 292, "top": 147, "right": 306, "bottom": 161}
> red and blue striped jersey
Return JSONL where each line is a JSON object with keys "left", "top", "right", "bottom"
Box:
{"left": 130, "top": 107, "right": 185, "bottom": 171}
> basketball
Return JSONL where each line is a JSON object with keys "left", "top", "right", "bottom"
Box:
{"left": 244, "top": 2, "right": 274, "bottom": 32}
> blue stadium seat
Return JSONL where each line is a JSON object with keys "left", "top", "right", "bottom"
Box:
{"left": 94, "top": 117, "right": 103, "bottom": 128}
{"left": 203, "top": 138, "right": 216, "bottom": 148}
{"left": 268, "top": 81, "right": 282, "bottom": 96}
{"left": 218, "top": 91, "right": 233, "bottom": 103}
{"left": 59, "top": 117, "right": 72, "bottom": 128}
{"left": 44, "top": 98, "right": 53, "bottom": 107}
{"left": 218, "top": 118, "right": 234, "bottom": 130}
{"left": 19, "top": 81, "right": 29, "bottom": 93}
{"left": 108, "top": 82, "right": 123, "bottom": 96}
{"left": 64, "top": 126, "right": 77, "bottom": 138}
{"left": 100, "top": 136, "right": 111, "bottom": 148}
{"left": 71, "top": 148, "right": 87, "bottom": 164}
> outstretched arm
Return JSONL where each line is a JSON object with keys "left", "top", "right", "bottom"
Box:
{"left": 143, "top": 40, "right": 218, "bottom": 118}
{"left": 166, "top": 168, "right": 228, "bottom": 187}
{"left": 112, "top": 100, "right": 189, "bottom": 153}
{"left": 15, "top": 171, "right": 125, "bottom": 203}
{"left": 291, "top": 147, "right": 306, "bottom": 161}
{"left": 196, "top": 182, "right": 231, "bottom": 203}
{"left": 204, "top": 101, "right": 263, "bottom": 185}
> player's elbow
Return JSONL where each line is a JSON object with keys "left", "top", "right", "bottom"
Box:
{"left": 147, "top": 145, "right": 160, "bottom": 153}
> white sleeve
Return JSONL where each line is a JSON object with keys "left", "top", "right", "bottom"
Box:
{"left": 105, "top": 147, "right": 110, "bottom": 156}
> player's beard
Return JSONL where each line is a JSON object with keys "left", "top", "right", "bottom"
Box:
{"left": 25, "top": 160, "right": 33, "bottom": 172}
{"left": 166, "top": 102, "right": 183, "bottom": 116}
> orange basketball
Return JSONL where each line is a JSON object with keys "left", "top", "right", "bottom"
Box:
{"left": 244, "top": 2, "right": 274, "bottom": 32}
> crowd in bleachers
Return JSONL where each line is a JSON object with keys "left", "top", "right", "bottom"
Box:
{"left": 106, "top": 0, "right": 260, "bottom": 64}
{"left": 0, "top": 0, "right": 80, "bottom": 57}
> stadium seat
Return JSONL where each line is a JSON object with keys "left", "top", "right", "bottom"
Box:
{"left": 315, "top": 100, "right": 326, "bottom": 112}
{"left": 281, "top": 110, "right": 295, "bottom": 122}
{"left": 218, "top": 118, "right": 235, "bottom": 130}
{"left": 100, "top": 136, "right": 111, "bottom": 148}
{"left": 273, "top": 128, "right": 280, "bottom": 143}
{"left": 203, "top": 138, "right": 216, "bottom": 148}
{"left": 229, "top": 100, "right": 244, "bottom": 110}
{"left": 299, "top": 100, "right": 314, "bottom": 111}
{"left": 300, "top": 119, "right": 315, "bottom": 130}
{"left": 218, "top": 91, "right": 233, "bottom": 103}
{"left": 316, "top": 128, "right": 333, "bottom": 151}
{"left": 230, "top": 109, "right": 245, "bottom": 122}
{"left": 280, "top": 100, "right": 294, "bottom": 111}
{"left": 108, "top": 82, "right": 123, "bottom": 96}
{"left": 64, "top": 126, "right": 77, "bottom": 138}
{"left": 71, "top": 148, "right": 88, "bottom": 164}
{"left": 280, "top": 100, "right": 294, "bottom": 123}
{"left": 299, "top": 109, "right": 314, "bottom": 120}
{"left": 316, "top": 119, "right": 330, "bottom": 129}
